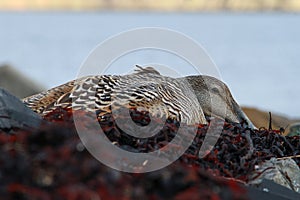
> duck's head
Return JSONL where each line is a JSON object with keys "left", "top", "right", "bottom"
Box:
{"left": 184, "top": 75, "right": 255, "bottom": 129}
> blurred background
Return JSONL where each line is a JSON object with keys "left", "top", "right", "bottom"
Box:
{"left": 0, "top": 0, "right": 300, "bottom": 130}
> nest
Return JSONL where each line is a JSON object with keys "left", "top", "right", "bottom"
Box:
{"left": 0, "top": 107, "right": 299, "bottom": 199}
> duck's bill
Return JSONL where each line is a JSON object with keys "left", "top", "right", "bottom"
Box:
{"left": 230, "top": 101, "right": 256, "bottom": 129}
{"left": 209, "top": 100, "right": 256, "bottom": 129}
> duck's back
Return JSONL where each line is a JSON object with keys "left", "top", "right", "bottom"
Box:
{"left": 23, "top": 67, "right": 206, "bottom": 125}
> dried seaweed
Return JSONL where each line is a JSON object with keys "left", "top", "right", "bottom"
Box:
{"left": 0, "top": 107, "right": 299, "bottom": 199}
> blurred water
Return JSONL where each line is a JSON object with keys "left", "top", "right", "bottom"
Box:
{"left": 0, "top": 11, "right": 299, "bottom": 118}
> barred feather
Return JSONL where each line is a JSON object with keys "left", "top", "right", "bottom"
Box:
{"left": 23, "top": 67, "right": 206, "bottom": 125}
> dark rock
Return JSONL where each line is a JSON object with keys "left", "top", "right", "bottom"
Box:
{"left": 0, "top": 88, "right": 42, "bottom": 131}
{"left": 286, "top": 123, "right": 300, "bottom": 136}
{"left": 248, "top": 179, "right": 300, "bottom": 200}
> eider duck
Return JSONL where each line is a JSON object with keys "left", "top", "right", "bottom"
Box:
{"left": 23, "top": 66, "right": 255, "bottom": 128}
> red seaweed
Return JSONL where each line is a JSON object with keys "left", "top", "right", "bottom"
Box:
{"left": 0, "top": 107, "right": 299, "bottom": 199}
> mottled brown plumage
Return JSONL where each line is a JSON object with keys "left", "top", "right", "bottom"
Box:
{"left": 23, "top": 66, "right": 254, "bottom": 128}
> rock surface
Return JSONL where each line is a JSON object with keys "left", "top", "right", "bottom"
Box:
{"left": 249, "top": 158, "right": 300, "bottom": 193}
{"left": 0, "top": 88, "right": 42, "bottom": 131}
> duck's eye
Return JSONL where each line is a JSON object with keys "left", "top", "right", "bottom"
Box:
{"left": 211, "top": 87, "right": 219, "bottom": 94}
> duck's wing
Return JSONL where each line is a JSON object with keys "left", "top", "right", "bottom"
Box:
{"left": 134, "top": 65, "right": 161, "bottom": 75}
{"left": 22, "top": 71, "right": 206, "bottom": 125}
{"left": 99, "top": 74, "right": 206, "bottom": 125}
{"left": 22, "top": 80, "right": 75, "bottom": 115}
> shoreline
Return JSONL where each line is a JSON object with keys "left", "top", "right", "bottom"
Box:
{"left": 1, "top": 0, "right": 300, "bottom": 12}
